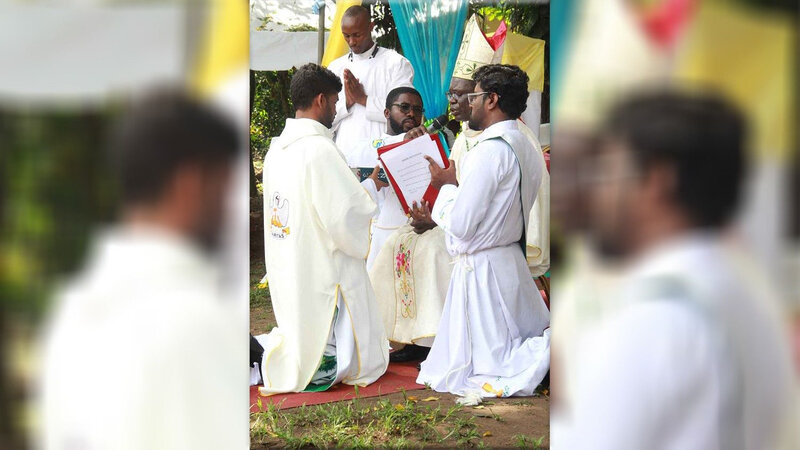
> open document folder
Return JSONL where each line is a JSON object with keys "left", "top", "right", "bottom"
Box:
{"left": 377, "top": 133, "right": 449, "bottom": 215}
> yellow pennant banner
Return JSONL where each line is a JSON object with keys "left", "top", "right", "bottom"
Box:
{"left": 501, "top": 33, "right": 546, "bottom": 93}
{"left": 192, "top": 0, "right": 249, "bottom": 95}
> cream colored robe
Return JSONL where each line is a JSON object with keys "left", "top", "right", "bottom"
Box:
{"left": 260, "top": 118, "right": 388, "bottom": 394}
{"left": 450, "top": 120, "right": 550, "bottom": 277}
{"left": 369, "top": 224, "right": 452, "bottom": 347}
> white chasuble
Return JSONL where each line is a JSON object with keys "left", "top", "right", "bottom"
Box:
{"left": 369, "top": 224, "right": 453, "bottom": 346}
{"left": 328, "top": 44, "right": 414, "bottom": 164}
{"left": 418, "top": 120, "right": 550, "bottom": 397}
{"left": 450, "top": 120, "right": 550, "bottom": 277}
{"left": 260, "top": 118, "right": 388, "bottom": 394}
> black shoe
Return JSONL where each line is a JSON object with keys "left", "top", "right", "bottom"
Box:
{"left": 389, "top": 344, "right": 430, "bottom": 363}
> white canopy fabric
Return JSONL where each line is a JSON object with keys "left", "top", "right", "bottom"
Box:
{"left": 0, "top": 5, "right": 186, "bottom": 106}
{"left": 250, "top": 0, "right": 334, "bottom": 32}
{"left": 250, "top": 31, "right": 330, "bottom": 71}
{"left": 249, "top": 0, "right": 335, "bottom": 71}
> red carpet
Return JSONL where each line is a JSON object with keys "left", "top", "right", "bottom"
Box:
{"left": 250, "top": 361, "right": 425, "bottom": 412}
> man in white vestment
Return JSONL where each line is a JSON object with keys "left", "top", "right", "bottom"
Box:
{"left": 327, "top": 5, "right": 414, "bottom": 162}
{"left": 357, "top": 86, "right": 427, "bottom": 269}
{"left": 258, "top": 64, "right": 388, "bottom": 395}
{"left": 355, "top": 87, "right": 452, "bottom": 362}
{"left": 444, "top": 23, "right": 550, "bottom": 279}
{"left": 417, "top": 65, "right": 550, "bottom": 398}
{"left": 40, "top": 92, "right": 245, "bottom": 450}
{"left": 551, "top": 91, "right": 798, "bottom": 449}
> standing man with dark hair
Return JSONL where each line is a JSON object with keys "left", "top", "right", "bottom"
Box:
{"left": 444, "top": 16, "right": 551, "bottom": 279}
{"left": 41, "top": 90, "right": 245, "bottom": 450}
{"left": 327, "top": 5, "right": 414, "bottom": 165}
{"left": 258, "top": 63, "right": 388, "bottom": 394}
{"left": 417, "top": 64, "right": 550, "bottom": 398}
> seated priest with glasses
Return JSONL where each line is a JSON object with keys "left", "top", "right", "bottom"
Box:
{"left": 357, "top": 87, "right": 453, "bottom": 363}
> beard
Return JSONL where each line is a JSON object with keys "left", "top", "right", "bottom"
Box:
{"left": 389, "top": 116, "right": 417, "bottom": 135}
{"left": 320, "top": 97, "right": 336, "bottom": 129}
{"left": 468, "top": 106, "right": 484, "bottom": 131}
{"left": 321, "top": 108, "right": 335, "bottom": 129}
{"left": 388, "top": 116, "right": 405, "bottom": 135}
{"left": 468, "top": 117, "right": 483, "bottom": 131}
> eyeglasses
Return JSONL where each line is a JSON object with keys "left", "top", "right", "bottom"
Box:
{"left": 467, "top": 92, "right": 492, "bottom": 104}
{"left": 391, "top": 103, "right": 425, "bottom": 114}
{"left": 446, "top": 91, "right": 467, "bottom": 102}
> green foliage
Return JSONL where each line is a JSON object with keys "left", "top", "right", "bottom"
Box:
{"left": 250, "top": 70, "right": 294, "bottom": 262}
{"left": 285, "top": 24, "right": 319, "bottom": 32}
{"left": 0, "top": 111, "right": 117, "bottom": 317}
{"left": 254, "top": 14, "right": 273, "bottom": 31}
{"left": 369, "top": 1, "right": 403, "bottom": 54}
{"left": 471, "top": 0, "right": 550, "bottom": 38}
{"left": 251, "top": 69, "right": 295, "bottom": 163}
{"left": 512, "top": 433, "right": 546, "bottom": 449}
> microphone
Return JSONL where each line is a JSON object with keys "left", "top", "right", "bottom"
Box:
{"left": 426, "top": 114, "right": 450, "bottom": 134}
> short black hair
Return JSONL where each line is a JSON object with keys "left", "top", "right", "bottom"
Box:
{"left": 385, "top": 86, "right": 422, "bottom": 109}
{"left": 290, "top": 63, "right": 342, "bottom": 111}
{"left": 110, "top": 88, "right": 240, "bottom": 206}
{"left": 343, "top": 5, "right": 370, "bottom": 21}
{"left": 606, "top": 89, "right": 747, "bottom": 229}
{"left": 473, "top": 64, "right": 529, "bottom": 119}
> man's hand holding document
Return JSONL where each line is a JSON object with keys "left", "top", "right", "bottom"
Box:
{"left": 377, "top": 134, "right": 451, "bottom": 215}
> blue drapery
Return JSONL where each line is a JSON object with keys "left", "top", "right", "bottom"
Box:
{"left": 550, "top": 0, "right": 578, "bottom": 124}
{"left": 388, "top": 0, "right": 468, "bottom": 119}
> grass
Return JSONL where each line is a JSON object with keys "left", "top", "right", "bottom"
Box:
{"left": 512, "top": 433, "right": 547, "bottom": 449}
{"left": 250, "top": 259, "right": 276, "bottom": 334}
{"left": 250, "top": 397, "right": 484, "bottom": 449}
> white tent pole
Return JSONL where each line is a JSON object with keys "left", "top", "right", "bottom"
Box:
{"left": 317, "top": 2, "right": 325, "bottom": 64}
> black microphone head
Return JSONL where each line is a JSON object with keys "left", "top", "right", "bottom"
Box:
{"left": 428, "top": 113, "right": 450, "bottom": 132}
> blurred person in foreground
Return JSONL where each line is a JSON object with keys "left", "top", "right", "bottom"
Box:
{"left": 551, "top": 90, "right": 797, "bottom": 449}
{"left": 417, "top": 64, "right": 550, "bottom": 399}
{"left": 257, "top": 63, "right": 388, "bottom": 394}
{"left": 39, "top": 91, "right": 245, "bottom": 449}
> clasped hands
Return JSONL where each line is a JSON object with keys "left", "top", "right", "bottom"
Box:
{"left": 343, "top": 69, "right": 367, "bottom": 110}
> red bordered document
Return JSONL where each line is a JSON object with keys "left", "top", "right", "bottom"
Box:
{"left": 377, "top": 133, "right": 450, "bottom": 215}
